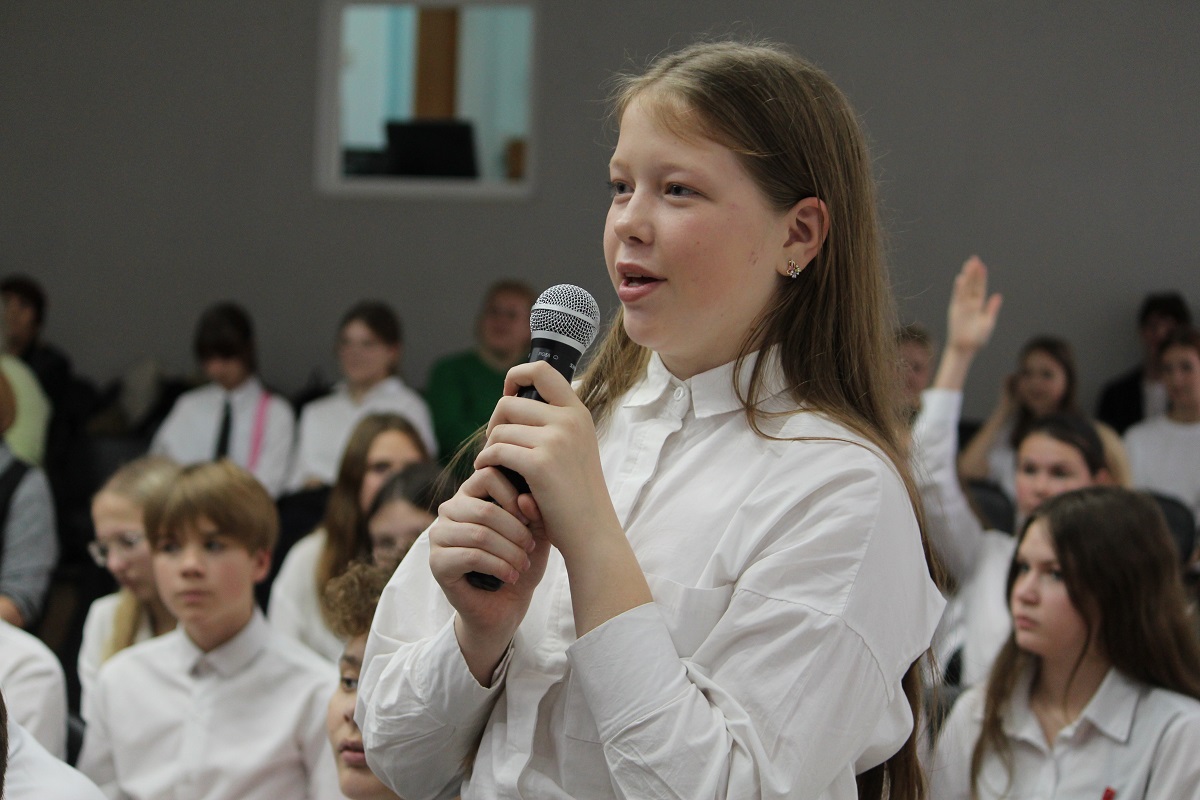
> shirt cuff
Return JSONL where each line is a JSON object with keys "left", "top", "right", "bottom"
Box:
{"left": 415, "top": 616, "right": 509, "bottom": 721}
{"left": 566, "top": 602, "right": 691, "bottom": 741}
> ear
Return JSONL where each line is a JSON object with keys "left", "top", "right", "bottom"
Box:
{"left": 250, "top": 548, "right": 272, "bottom": 584}
{"left": 779, "top": 197, "right": 830, "bottom": 277}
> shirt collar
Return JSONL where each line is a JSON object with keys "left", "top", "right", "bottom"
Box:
{"left": 622, "top": 349, "right": 791, "bottom": 419}
{"left": 222, "top": 374, "right": 263, "bottom": 402}
{"left": 179, "top": 609, "right": 270, "bottom": 678}
{"left": 1004, "top": 666, "right": 1139, "bottom": 745}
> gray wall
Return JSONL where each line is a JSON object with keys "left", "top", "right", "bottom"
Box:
{"left": 2, "top": 2, "right": 1197, "bottom": 420}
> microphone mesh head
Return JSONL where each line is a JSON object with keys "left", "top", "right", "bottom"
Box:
{"left": 530, "top": 284, "right": 601, "bottom": 351}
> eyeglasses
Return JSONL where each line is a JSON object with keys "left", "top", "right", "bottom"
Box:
{"left": 87, "top": 531, "right": 146, "bottom": 568}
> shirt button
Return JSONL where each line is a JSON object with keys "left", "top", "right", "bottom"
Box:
{"left": 673, "top": 387, "right": 686, "bottom": 400}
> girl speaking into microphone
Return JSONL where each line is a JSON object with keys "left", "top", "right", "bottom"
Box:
{"left": 357, "top": 39, "right": 943, "bottom": 800}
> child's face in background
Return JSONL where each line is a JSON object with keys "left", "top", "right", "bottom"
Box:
{"left": 328, "top": 634, "right": 400, "bottom": 800}
{"left": 358, "top": 430, "right": 426, "bottom": 512}
{"left": 202, "top": 356, "right": 251, "bottom": 391}
{"left": 91, "top": 492, "right": 157, "bottom": 603}
{"left": 1161, "top": 344, "right": 1200, "bottom": 411}
{"left": 368, "top": 499, "right": 433, "bottom": 572}
{"left": 152, "top": 517, "right": 269, "bottom": 652}
{"left": 1014, "top": 434, "right": 1097, "bottom": 518}
{"left": 1014, "top": 349, "right": 1068, "bottom": 417}
{"left": 604, "top": 96, "right": 795, "bottom": 380}
{"left": 338, "top": 320, "right": 398, "bottom": 390}
{"left": 1010, "top": 520, "right": 1093, "bottom": 666}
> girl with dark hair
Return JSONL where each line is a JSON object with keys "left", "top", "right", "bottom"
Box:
{"left": 151, "top": 302, "right": 295, "bottom": 496}
{"left": 288, "top": 300, "right": 436, "bottom": 491}
{"left": 1124, "top": 326, "right": 1200, "bottom": 525}
{"left": 270, "top": 413, "right": 428, "bottom": 661}
{"left": 929, "top": 487, "right": 1200, "bottom": 799}
{"left": 364, "top": 462, "right": 453, "bottom": 572}
{"left": 958, "top": 336, "right": 1080, "bottom": 499}
{"left": 358, "top": 40, "right": 942, "bottom": 800}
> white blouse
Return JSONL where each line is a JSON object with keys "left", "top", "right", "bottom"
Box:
{"left": 0, "top": 619, "right": 68, "bottom": 759}
{"left": 929, "top": 668, "right": 1200, "bottom": 799}
{"left": 287, "top": 377, "right": 436, "bottom": 491}
{"left": 77, "top": 591, "right": 156, "bottom": 719}
{"left": 267, "top": 529, "right": 345, "bottom": 662}
{"left": 358, "top": 352, "right": 944, "bottom": 800}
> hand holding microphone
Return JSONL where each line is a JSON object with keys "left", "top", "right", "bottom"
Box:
{"left": 465, "top": 284, "right": 600, "bottom": 591}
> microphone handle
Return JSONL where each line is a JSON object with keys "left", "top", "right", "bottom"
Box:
{"left": 465, "top": 339, "right": 581, "bottom": 592}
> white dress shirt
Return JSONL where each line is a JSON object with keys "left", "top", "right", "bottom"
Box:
{"left": 287, "top": 376, "right": 436, "bottom": 491}
{"left": 358, "top": 352, "right": 944, "bottom": 800}
{"left": 4, "top": 718, "right": 107, "bottom": 800}
{"left": 928, "top": 668, "right": 1200, "bottom": 799}
{"left": 914, "top": 388, "right": 1017, "bottom": 686}
{"left": 77, "top": 610, "right": 344, "bottom": 800}
{"left": 267, "top": 529, "right": 345, "bottom": 662}
{"left": 151, "top": 376, "right": 295, "bottom": 497}
{"left": 0, "top": 618, "right": 68, "bottom": 758}
{"left": 76, "top": 592, "right": 155, "bottom": 720}
{"left": 1124, "top": 415, "right": 1200, "bottom": 524}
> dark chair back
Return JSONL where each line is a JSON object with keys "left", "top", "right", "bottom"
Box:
{"left": 966, "top": 479, "right": 1016, "bottom": 534}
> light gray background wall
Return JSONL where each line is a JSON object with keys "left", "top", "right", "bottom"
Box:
{"left": 2, "top": 2, "right": 1197, "bottom": 420}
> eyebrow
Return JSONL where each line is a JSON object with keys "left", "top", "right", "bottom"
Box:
{"left": 339, "top": 653, "right": 362, "bottom": 669}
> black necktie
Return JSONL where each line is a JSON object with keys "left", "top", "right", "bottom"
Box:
{"left": 214, "top": 398, "right": 232, "bottom": 460}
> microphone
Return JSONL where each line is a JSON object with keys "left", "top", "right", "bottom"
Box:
{"left": 466, "top": 284, "right": 601, "bottom": 591}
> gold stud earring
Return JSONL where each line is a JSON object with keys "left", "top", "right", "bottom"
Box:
{"left": 786, "top": 259, "right": 803, "bottom": 279}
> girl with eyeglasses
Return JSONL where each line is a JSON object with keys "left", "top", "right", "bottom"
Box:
{"left": 78, "top": 456, "right": 181, "bottom": 713}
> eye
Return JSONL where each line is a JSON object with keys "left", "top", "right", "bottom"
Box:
{"left": 1013, "top": 560, "right": 1029, "bottom": 575}
{"left": 340, "top": 675, "right": 359, "bottom": 692}
{"left": 607, "top": 179, "right": 630, "bottom": 197}
{"left": 204, "top": 538, "right": 227, "bottom": 553}
{"left": 158, "top": 539, "right": 180, "bottom": 554}
{"left": 665, "top": 183, "right": 695, "bottom": 197}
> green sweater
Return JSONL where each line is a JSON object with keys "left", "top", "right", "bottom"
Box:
{"left": 425, "top": 350, "right": 508, "bottom": 462}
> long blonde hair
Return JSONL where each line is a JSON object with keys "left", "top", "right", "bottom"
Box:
{"left": 582, "top": 40, "right": 934, "bottom": 800}
{"left": 95, "top": 455, "right": 181, "bottom": 662}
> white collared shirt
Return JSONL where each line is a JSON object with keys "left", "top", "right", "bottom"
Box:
{"left": 1124, "top": 415, "right": 1200, "bottom": 525}
{"left": 0, "top": 618, "right": 68, "bottom": 759}
{"left": 287, "top": 376, "right": 436, "bottom": 490}
{"left": 267, "top": 529, "right": 345, "bottom": 662}
{"left": 77, "top": 592, "right": 156, "bottom": 720}
{"left": 929, "top": 668, "right": 1200, "bottom": 799}
{"left": 4, "top": 719, "right": 107, "bottom": 800}
{"left": 358, "top": 352, "right": 944, "bottom": 800}
{"left": 78, "top": 610, "right": 344, "bottom": 800}
{"left": 151, "top": 376, "right": 295, "bottom": 497}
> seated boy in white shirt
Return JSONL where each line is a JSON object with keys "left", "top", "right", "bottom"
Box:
{"left": 77, "top": 460, "right": 344, "bottom": 800}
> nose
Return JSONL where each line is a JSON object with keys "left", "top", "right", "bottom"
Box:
{"left": 178, "top": 543, "right": 205, "bottom": 574}
{"left": 611, "top": 189, "right": 651, "bottom": 245}
{"left": 106, "top": 549, "right": 127, "bottom": 573}
{"left": 1012, "top": 570, "right": 1038, "bottom": 605}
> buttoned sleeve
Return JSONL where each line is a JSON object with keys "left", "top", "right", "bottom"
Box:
{"left": 357, "top": 534, "right": 507, "bottom": 800}
{"left": 564, "top": 445, "right": 942, "bottom": 800}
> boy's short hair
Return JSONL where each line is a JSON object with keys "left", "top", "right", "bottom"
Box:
{"left": 1138, "top": 292, "right": 1191, "bottom": 328}
{"left": 144, "top": 460, "right": 278, "bottom": 553}
{"left": 193, "top": 301, "right": 257, "bottom": 371}
{"left": 323, "top": 561, "right": 391, "bottom": 640}
{"left": 0, "top": 274, "right": 47, "bottom": 327}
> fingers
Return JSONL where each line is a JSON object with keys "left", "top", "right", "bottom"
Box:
{"left": 502, "top": 361, "right": 577, "bottom": 406}
{"left": 431, "top": 489, "right": 536, "bottom": 586}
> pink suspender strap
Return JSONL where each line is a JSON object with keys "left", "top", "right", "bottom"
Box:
{"left": 247, "top": 391, "right": 271, "bottom": 473}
